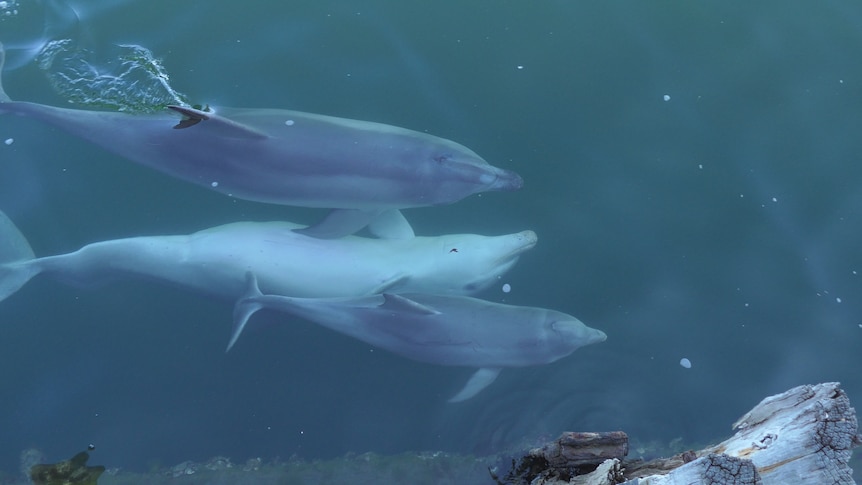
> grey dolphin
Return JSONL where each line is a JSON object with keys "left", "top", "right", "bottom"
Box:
{"left": 232, "top": 274, "right": 607, "bottom": 402}
{"left": 0, "top": 42, "right": 522, "bottom": 239}
{"left": 0, "top": 210, "right": 537, "bottom": 304}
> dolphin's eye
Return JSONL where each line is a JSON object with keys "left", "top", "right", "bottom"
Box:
{"left": 433, "top": 153, "right": 453, "bottom": 163}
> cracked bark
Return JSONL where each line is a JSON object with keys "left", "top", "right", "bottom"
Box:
{"left": 498, "top": 382, "right": 859, "bottom": 485}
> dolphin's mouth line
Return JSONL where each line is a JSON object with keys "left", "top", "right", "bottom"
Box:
{"left": 494, "top": 233, "right": 538, "bottom": 265}
{"left": 497, "top": 170, "right": 524, "bottom": 191}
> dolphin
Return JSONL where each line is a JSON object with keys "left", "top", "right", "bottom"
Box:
{"left": 0, "top": 210, "right": 537, "bottom": 306}
{"left": 0, "top": 42, "right": 522, "bottom": 239}
{"left": 231, "top": 273, "right": 607, "bottom": 402}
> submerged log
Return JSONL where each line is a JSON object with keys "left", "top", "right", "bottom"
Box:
{"left": 703, "top": 381, "right": 861, "bottom": 484}
{"left": 500, "top": 382, "right": 860, "bottom": 485}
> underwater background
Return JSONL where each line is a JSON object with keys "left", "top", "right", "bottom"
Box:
{"left": 1, "top": 0, "right": 861, "bottom": 480}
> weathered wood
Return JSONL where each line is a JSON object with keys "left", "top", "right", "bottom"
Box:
{"left": 621, "top": 382, "right": 860, "bottom": 484}
{"left": 491, "top": 432, "right": 628, "bottom": 484}
{"left": 625, "top": 454, "right": 761, "bottom": 485}
{"left": 540, "top": 432, "right": 629, "bottom": 468}
{"left": 499, "top": 382, "right": 859, "bottom": 485}
{"left": 708, "top": 382, "right": 860, "bottom": 484}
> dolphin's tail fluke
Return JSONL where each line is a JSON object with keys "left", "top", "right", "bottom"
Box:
{"left": 0, "top": 41, "right": 10, "bottom": 103}
{"left": 227, "top": 272, "right": 267, "bottom": 352}
{"left": 0, "top": 210, "right": 39, "bottom": 303}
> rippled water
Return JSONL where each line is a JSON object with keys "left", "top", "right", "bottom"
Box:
{"left": 1, "top": 0, "right": 861, "bottom": 480}
{"left": 35, "top": 40, "right": 188, "bottom": 111}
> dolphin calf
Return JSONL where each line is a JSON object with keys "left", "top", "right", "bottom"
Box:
{"left": 0, "top": 42, "right": 522, "bottom": 239}
{"left": 0, "top": 210, "right": 537, "bottom": 305}
{"left": 232, "top": 273, "right": 607, "bottom": 402}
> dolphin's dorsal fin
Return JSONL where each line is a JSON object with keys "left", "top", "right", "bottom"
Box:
{"left": 227, "top": 272, "right": 266, "bottom": 352}
{"left": 167, "top": 105, "right": 269, "bottom": 140}
{"left": 448, "top": 367, "right": 502, "bottom": 402}
{"left": 294, "top": 209, "right": 382, "bottom": 239}
{"left": 366, "top": 209, "right": 415, "bottom": 239}
{"left": 380, "top": 294, "right": 440, "bottom": 315}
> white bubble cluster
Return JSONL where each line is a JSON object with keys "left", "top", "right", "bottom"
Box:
{"left": 0, "top": 1, "right": 18, "bottom": 18}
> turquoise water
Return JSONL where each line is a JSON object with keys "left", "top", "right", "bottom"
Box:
{"left": 2, "top": 0, "right": 862, "bottom": 479}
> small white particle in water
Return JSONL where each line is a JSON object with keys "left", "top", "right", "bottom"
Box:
{"left": 211, "top": 181, "right": 218, "bottom": 187}
{"left": 853, "top": 270, "right": 857, "bottom": 275}
{"left": 3, "top": 138, "right": 12, "bottom": 145}
{"left": 285, "top": 120, "right": 295, "bottom": 126}
{"left": 840, "top": 79, "right": 844, "bottom": 84}
{"left": 836, "top": 297, "right": 842, "bottom": 303}
{"left": 772, "top": 197, "right": 778, "bottom": 202}
{"left": 502, "top": 283, "right": 511, "bottom": 293}
{"left": 744, "top": 303, "right": 749, "bottom": 307}
{"left": 680, "top": 358, "right": 692, "bottom": 368}
{"left": 698, "top": 164, "right": 703, "bottom": 169}
{"left": 516, "top": 65, "right": 524, "bottom": 70}
{"left": 663, "top": 94, "right": 671, "bottom": 101}
{"left": 0, "top": 2, "right": 7, "bottom": 8}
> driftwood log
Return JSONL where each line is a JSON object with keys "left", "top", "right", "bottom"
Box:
{"left": 496, "top": 382, "right": 860, "bottom": 485}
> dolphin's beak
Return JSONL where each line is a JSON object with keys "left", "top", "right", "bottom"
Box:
{"left": 553, "top": 321, "right": 607, "bottom": 347}
{"left": 495, "top": 230, "right": 538, "bottom": 266}
{"left": 588, "top": 329, "right": 608, "bottom": 345}
{"left": 491, "top": 168, "right": 524, "bottom": 191}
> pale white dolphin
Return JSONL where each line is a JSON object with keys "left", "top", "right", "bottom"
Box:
{"left": 0, "top": 211, "right": 537, "bottom": 306}
{"left": 0, "top": 42, "right": 522, "bottom": 239}
{"left": 232, "top": 273, "right": 607, "bottom": 402}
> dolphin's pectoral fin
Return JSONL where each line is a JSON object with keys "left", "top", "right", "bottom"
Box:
{"left": 227, "top": 272, "right": 266, "bottom": 352}
{"left": 380, "top": 294, "right": 440, "bottom": 315}
{"left": 294, "top": 209, "right": 382, "bottom": 239}
{"left": 167, "top": 105, "right": 269, "bottom": 140}
{"left": 370, "top": 274, "right": 409, "bottom": 294}
{"left": 448, "top": 368, "right": 502, "bottom": 403}
{"left": 366, "top": 209, "right": 415, "bottom": 239}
